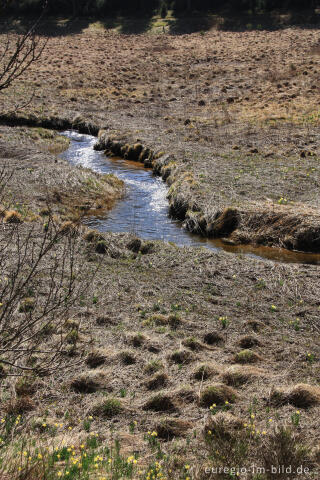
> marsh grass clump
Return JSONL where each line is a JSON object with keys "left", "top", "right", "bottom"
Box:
{"left": 167, "top": 313, "right": 182, "bottom": 329}
{"left": 95, "top": 239, "right": 108, "bottom": 254}
{"left": 143, "top": 392, "right": 177, "bottom": 412}
{"left": 204, "top": 411, "right": 244, "bottom": 440}
{"left": 193, "top": 363, "right": 220, "bottom": 381}
{"left": 129, "top": 333, "right": 146, "bottom": 348}
{"left": 203, "top": 331, "right": 224, "bottom": 345}
{"left": 144, "top": 360, "right": 163, "bottom": 374}
{"left": 4, "top": 210, "right": 22, "bottom": 223}
{"left": 212, "top": 208, "right": 239, "bottom": 236}
{"left": 155, "top": 418, "right": 192, "bottom": 441}
{"left": 5, "top": 396, "right": 35, "bottom": 414}
{"left": 271, "top": 384, "right": 320, "bottom": 408}
{"left": 58, "top": 221, "right": 78, "bottom": 236}
{"left": 200, "top": 383, "right": 238, "bottom": 407}
{"left": 86, "top": 349, "right": 107, "bottom": 368}
{"left": 93, "top": 397, "right": 123, "bottom": 418}
{"left": 182, "top": 336, "right": 204, "bottom": 351}
{"left": 15, "top": 377, "right": 38, "bottom": 397}
{"left": 119, "top": 350, "right": 136, "bottom": 365}
{"left": 145, "top": 372, "right": 169, "bottom": 390}
{"left": 238, "top": 335, "right": 261, "bottom": 348}
{"left": 66, "top": 328, "right": 79, "bottom": 345}
{"left": 234, "top": 349, "right": 262, "bottom": 364}
{"left": 126, "top": 237, "right": 142, "bottom": 253}
{"left": 222, "top": 365, "right": 265, "bottom": 387}
{"left": 169, "top": 349, "right": 194, "bottom": 365}
{"left": 246, "top": 320, "right": 263, "bottom": 332}
{"left": 70, "top": 370, "right": 107, "bottom": 393}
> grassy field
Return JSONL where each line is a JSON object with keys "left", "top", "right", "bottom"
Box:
{"left": 0, "top": 13, "right": 320, "bottom": 480}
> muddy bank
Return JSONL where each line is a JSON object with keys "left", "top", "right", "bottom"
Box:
{"left": 95, "top": 131, "right": 320, "bottom": 254}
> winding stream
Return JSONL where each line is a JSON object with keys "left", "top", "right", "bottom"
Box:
{"left": 60, "top": 131, "right": 320, "bottom": 265}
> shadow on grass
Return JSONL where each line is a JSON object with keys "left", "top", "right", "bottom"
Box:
{"left": 0, "top": 8, "right": 319, "bottom": 37}
{"left": 0, "top": 15, "right": 91, "bottom": 37}
{"left": 101, "top": 15, "right": 154, "bottom": 34}
{"left": 168, "top": 8, "right": 320, "bottom": 34}
{"left": 0, "top": 13, "right": 155, "bottom": 36}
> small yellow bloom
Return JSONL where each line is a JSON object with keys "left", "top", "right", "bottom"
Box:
{"left": 269, "top": 418, "right": 273, "bottom": 423}
{"left": 42, "top": 423, "right": 47, "bottom": 428}
{"left": 296, "top": 410, "right": 300, "bottom": 415}
{"left": 38, "top": 453, "right": 42, "bottom": 459}
{"left": 57, "top": 472, "right": 62, "bottom": 478}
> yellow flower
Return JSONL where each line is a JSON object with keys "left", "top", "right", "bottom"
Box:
{"left": 269, "top": 418, "right": 273, "bottom": 423}
{"left": 68, "top": 426, "right": 72, "bottom": 431}
{"left": 262, "top": 431, "right": 267, "bottom": 435}
{"left": 57, "top": 472, "right": 62, "bottom": 478}
{"left": 185, "top": 464, "right": 190, "bottom": 470}
{"left": 251, "top": 414, "right": 255, "bottom": 419}
{"left": 38, "top": 453, "right": 42, "bottom": 459}
{"left": 88, "top": 416, "right": 93, "bottom": 420}
{"left": 1, "top": 419, "right": 5, "bottom": 423}
{"left": 296, "top": 410, "right": 300, "bottom": 415}
{"left": 80, "top": 444, "right": 85, "bottom": 449}
{"left": 42, "top": 423, "right": 47, "bottom": 428}
{"left": 23, "top": 451, "right": 27, "bottom": 457}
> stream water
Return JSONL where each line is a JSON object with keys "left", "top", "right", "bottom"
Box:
{"left": 60, "top": 131, "right": 320, "bottom": 265}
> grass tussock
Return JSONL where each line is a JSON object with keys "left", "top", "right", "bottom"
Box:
{"left": 221, "top": 365, "right": 265, "bottom": 387}
{"left": 271, "top": 383, "right": 320, "bottom": 408}
{"left": 200, "top": 383, "right": 238, "bottom": 407}
{"left": 145, "top": 372, "right": 169, "bottom": 390}
{"left": 155, "top": 418, "right": 192, "bottom": 441}
{"left": 143, "top": 392, "right": 177, "bottom": 412}
{"left": 70, "top": 370, "right": 108, "bottom": 394}
{"left": 193, "top": 362, "right": 221, "bottom": 381}
{"left": 234, "top": 349, "right": 263, "bottom": 364}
